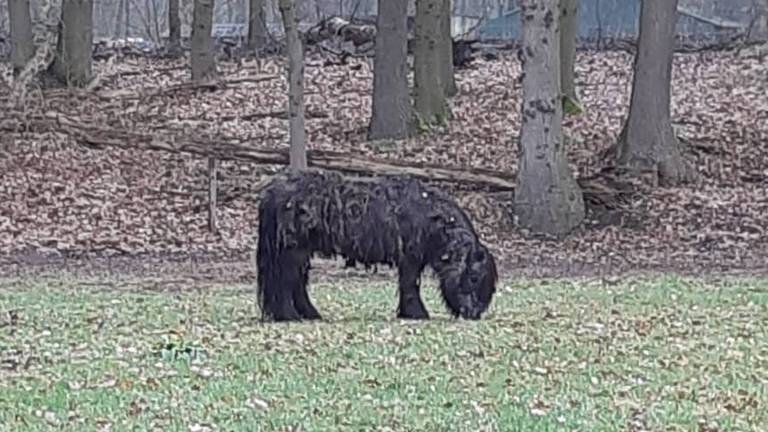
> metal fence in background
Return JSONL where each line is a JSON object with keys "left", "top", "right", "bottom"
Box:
{"left": 0, "top": 0, "right": 766, "bottom": 59}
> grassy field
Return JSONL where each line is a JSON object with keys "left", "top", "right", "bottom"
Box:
{"left": 1, "top": 274, "right": 767, "bottom": 431}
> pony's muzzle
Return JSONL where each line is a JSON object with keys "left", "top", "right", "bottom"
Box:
{"left": 458, "top": 293, "right": 483, "bottom": 320}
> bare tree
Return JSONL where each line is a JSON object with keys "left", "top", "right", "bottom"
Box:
{"left": 279, "top": 0, "right": 307, "bottom": 170}
{"left": 8, "top": 0, "right": 35, "bottom": 77}
{"left": 248, "top": 0, "right": 267, "bottom": 51}
{"left": 612, "top": 0, "right": 693, "bottom": 186}
{"left": 413, "top": 0, "right": 448, "bottom": 127}
{"left": 190, "top": 0, "right": 217, "bottom": 231}
{"left": 167, "top": 0, "right": 182, "bottom": 55}
{"left": 514, "top": 0, "right": 584, "bottom": 236}
{"left": 49, "top": 0, "right": 94, "bottom": 87}
{"left": 112, "top": 0, "right": 131, "bottom": 38}
{"left": 191, "top": 0, "right": 216, "bottom": 80}
{"left": 439, "top": 0, "right": 457, "bottom": 97}
{"left": 761, "top": 0, "right": 768, "bottom": 38}
{"left": 560, "top": 0, "right": 580, "bottom": 114}
{"left": 368, "top": 0, "right": 411, "bottom": 140}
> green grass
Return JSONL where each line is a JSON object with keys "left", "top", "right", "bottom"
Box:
{"left": 1, "top": 274, "right": 767, "bottom": 431}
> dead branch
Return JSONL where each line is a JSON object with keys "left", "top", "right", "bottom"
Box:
{"left": 217, "top": 109, "right": 329, "bottom": 122}
{"left": 0, "top": 112, "right": 634, "bottom": 207}
{"left": 304, "top": 16, "right": 377, "bottom": 47}
{"left": 0, "top": 74, "right": 280, "bottom": 106}
{"left": 97, "top": 74, "right": 280, "bottom": 100}
{"left": 1, "top": 111, "right": 515, "bottom": 190}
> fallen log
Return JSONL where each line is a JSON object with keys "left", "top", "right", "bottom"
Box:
{"left": 2, "top": 112, "right": 634, "bottom": 208}
{"left": 304, "top": 16, "right": 377, "bottom": 47}
{"left": 303, "top": 16, "right": 482, "bottom": 67}
{"left": 1, "top": 112, "right": 516, "bottom": 191}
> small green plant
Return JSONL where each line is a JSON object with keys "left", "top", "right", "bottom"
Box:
{"left": 152, "top": 332, "right": 205, "bottom": 362}
{"left": 562, "top": 94, "right": 584, "bottom": 115}
{"left": 412, "top": 112, "right": 432, "bottom": 135}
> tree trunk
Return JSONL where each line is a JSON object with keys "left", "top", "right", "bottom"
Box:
{"left": 115, "top": 0, "right": 125, "bottom": 37}
{"left": 413, "top": 0, "right": 448, "bottom": 126}
{"left": 749, "top": 0, "right": 767, "bottom": 41}
{"left": 614, "top": 0, "right": 693, "bottom": 186}
{"left": 439, "top": 0, "right": 457, "bottom": 97}
{"left": 368, "top": 0, "right": 411, "bottom": 140}
{"left": 559, "top": 0, "right": 580, "bottom": 114}
{"left": 168, "top": 0, "right": 182, "bottom": 56}
{"left": 514, "top": 0, "right": 585, "bottom": 236}
{"left": 123, "top": 0, "right": 130, "bottom": 37}
{"left": 279, "top": 0, "right": 307, "bottom": 170}
{"left": 49, "top": 0, "right": 94, "bottom": 87}
{"left": 8, "top": 0, "right": 35, "bottom": 77}
{"left": 248, "top": 0, "right": 267, "bottom": 51}
{"left": 191, "top": 0, "right": 216, "bottom": 81}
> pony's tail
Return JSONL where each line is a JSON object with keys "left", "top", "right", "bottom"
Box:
{"left": 256, "top": 190, "right": 282, "bottom": 321}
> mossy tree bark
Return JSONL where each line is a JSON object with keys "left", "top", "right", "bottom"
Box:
{"left": 514, "top": 0, "right": 585, "bottom": 236}
{"left": 191, "top": 0, "right": 216, "bottom": 81}
{"left": 439, "top": 0, "right": 457, "bottom": 97}
{"left": 279, "top": 0, "right": 307, "bottom": 170}
{"left": 368, "top": 0, "right": 411, "bottom": 140}
{"left": 9, "top": 0, "right": 35, "bottom": 77}
{"left": 49, "top": 0, "right": 94, "bottom": 87}
{"left": 613, "top": 0, "right": 694, "bottom": 186}
{"left": 559, "top": 0, "right": 580, "bottom": 113}
{"left": 413, "top": 0, "right": 449, "bottom": 127}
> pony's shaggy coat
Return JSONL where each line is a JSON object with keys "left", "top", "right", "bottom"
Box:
{"left": 256, "top": 168, "right": 498, "bottom": 321}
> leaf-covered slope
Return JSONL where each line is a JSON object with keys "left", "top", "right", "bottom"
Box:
{"left": 1, "top": 48, "right": 766, "bottom": 276}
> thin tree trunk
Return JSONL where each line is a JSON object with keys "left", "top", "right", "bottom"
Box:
{"left": 248, "top": 0, "right": 267, "bottom": 50}
{"left": 191, "top": 0, "right": 217, "bottom": 230}
{"left": 49, "top": 0, "right": 94, "bottom": 87}
{"left": 756, "top": 0, "right": 768, "bottom": 39}
{"left": 168, "top": 0, "right": 182, "bottom": 56}
{"left": 115, "top": 0, "right": 125, "bottom": 37}
{"left": 514, "top": 0, "right": 584, "bottom": 236}
{"left": 368, "top": 0, "right": 411, "bottom": 140}
{"left": 124, "top": 0, "right": 130, "bottom": 37}
{"left": 560, "top": 0, "right": 580, "bottom": 114}
{"left": 191, "top": 0, "right": 216, "bottom": 80}
{"left": 208, "top": 157, "right": 218, "bottom": 233}
{"left": 9, "top": 0, "right": 35, "bottom": 77}
{"left": 439, "top": 0, "right": 457, "bottom": 97}
{"left": 613, "top": 0, "right": 693, "bottom": 186}
{"left": 413, "top": 0, "right": 448, "bottom": 126}
{"left": 279, "top": 0, "right": 307, "bottom": 170}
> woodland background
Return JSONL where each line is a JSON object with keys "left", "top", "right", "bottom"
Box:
{"left": 0, "top": 0, "right": 767, "bottom": 281}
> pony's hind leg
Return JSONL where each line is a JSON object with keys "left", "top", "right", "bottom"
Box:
{"left": 290, "top": 251, "right": 321, "bottom": 320}
{"left": 396, "top": 260, "right": 429, "bottom": 320}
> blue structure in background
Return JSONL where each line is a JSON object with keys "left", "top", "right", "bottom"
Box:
{"left": 475, "top": 0, "right": 746, "bottom": 42}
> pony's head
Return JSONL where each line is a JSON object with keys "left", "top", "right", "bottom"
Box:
{"left": 435, "top": 239, "right": 498, "bottom": 320}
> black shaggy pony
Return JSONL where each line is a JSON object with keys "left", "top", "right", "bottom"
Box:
{"left": 256, "top": 168, "right": 498, "bottom": 322}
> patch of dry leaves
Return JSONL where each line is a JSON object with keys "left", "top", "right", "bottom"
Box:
{"left": 0, "top": 47, "right": 766, "bottom": 277}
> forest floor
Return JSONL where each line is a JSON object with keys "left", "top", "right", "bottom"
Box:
{"left": 1, "top": 46, "right": 767, "bottom": 282}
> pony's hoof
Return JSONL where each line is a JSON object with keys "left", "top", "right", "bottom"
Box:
{"left": 397, "top": 308, "right": 430, "bottom": 320}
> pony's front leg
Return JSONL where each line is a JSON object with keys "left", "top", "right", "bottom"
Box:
{"left": 396, "top": 260, "right": 429, "bottom": 320}
{"left": 260, "top": 250, "right": 313, "bottom": 322}
{"left": 290, "top": 251, "right": 321, "bottom": 320}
